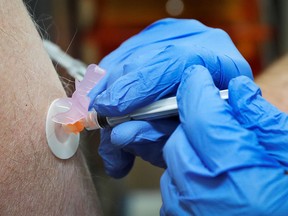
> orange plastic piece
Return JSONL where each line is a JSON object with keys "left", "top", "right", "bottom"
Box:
{"left": 63, "top": 121, "right": 85, "bottom": 134}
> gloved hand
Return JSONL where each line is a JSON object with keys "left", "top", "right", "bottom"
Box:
{"left": 160, "top": 65, "right": 288, "bottom": 215}
{"left": 88, "top": 18, "right": 252, "bottom": 178}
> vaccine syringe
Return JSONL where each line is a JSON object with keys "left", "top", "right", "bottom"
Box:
{"left": 83, "top": 89, "right": 229, "bottom": 130}
{"left": 46, "top": 89, "right": 228, "bottom": 159}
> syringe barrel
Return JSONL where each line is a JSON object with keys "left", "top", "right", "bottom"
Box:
{"left": 92, "top": 89, "right": 228, "bottom": 128}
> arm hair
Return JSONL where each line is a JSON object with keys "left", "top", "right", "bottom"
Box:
{"left": 0, "top": 0, "right": 102, "bottom": 215}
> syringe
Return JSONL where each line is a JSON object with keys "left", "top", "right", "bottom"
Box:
{"left": 46, "top": 89, "right": 228, "bottom": 159}
{"left": 83, "top": 89, "right": 229, "bottom": 130}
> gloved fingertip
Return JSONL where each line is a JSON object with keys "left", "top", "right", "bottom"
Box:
{"left": 177, "top": 65, "right": 221, "bottom": 122}
{"left": 98, "top": 129, "right": 135, "bottom": 178}
{"left": 105, "top": 158, "right": 135, "bottom": 179}
{"left": 182, "top": 65, "right": 212, "bottom": 83}
{"left": 110, "top": 120, "right": 177, "bottom": 147}
{"left": 92, "top": 89, "right": 118, "bottom": 116}
{"left": 177, "top": 65, "right": 212, "bottom": 102}
{"left": 228, "top": 76, "right": 263, "bottom": 124}
{"left": 228, "top": 75, "right": 288, "bottom": 130}
{"left": 88, "top": 75, "right": 109, "bottom": 109}
{"left": 110, "top": 120, "right": 178, "bottom": 168}
{"left": 99, "top": 148, "right": 135, "bottom": 179}
{"left": 110, "top": 122, "right": 141, "bottom": 148}
{"left": 228, "top": 76, "right": 261, "bottom": 106}
{"left": 92, "top": 72, "right": 152, "bottom": 116}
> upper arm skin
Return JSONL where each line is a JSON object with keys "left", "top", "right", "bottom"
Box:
{"left": 256, "top": 55, "right": 288, "bottom": 112}
{"left": 0, "top": 0, "right": 101, "bottom": 215}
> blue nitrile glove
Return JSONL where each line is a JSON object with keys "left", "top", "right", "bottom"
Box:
{"left": 160, "top": 65, "right": 288, "bottom": 215}
{"left": 88, "top": 18, "right": 253, "bottom": 178}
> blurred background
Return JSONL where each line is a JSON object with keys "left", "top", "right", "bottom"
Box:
{"left": 25, "top": 0, "right": 288, "bottom": 215}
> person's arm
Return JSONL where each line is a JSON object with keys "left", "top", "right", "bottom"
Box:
{"left": 256, "top": 55, "right": 288, "bottom": 112}
{"left": 0, "top": 0, "right": 101, "bottom": 215}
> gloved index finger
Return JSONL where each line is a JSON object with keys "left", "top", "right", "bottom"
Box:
{"left": 92, "top": 45, "right": 191, "bottom": 116}
{"left": 177, "top": 65, "right": 280, "bottom": 175}
{"left": 88, "top": 74, "right": 109, "bottom": 110}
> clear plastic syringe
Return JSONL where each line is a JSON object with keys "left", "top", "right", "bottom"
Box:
{"left": 83, "top": 89, "right": 229, "bottom": 130}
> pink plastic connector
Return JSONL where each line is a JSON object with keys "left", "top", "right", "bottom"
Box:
{"left": 52, "top": 64, "right": 105, "bottom": 131}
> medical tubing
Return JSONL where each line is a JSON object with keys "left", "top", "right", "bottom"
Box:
{"left": 89, "top": 89, "right": 228, "bottom": 129}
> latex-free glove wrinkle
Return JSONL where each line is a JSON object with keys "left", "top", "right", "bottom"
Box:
{"left": 229, "top": 76, "right": 288, "bottom": 169}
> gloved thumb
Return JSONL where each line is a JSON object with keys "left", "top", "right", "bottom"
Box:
{"left": 229, "top": 76, "right": 288, "bottom": 168}
{"left": 175, "top": 65, "right": 276, "bottom": 175}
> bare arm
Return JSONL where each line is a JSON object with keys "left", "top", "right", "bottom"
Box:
{"left": 256, "top": 55, "right": 288, "bottom": 113}
{"left": 0, "top": 0, "right": 101, "bottom": 215}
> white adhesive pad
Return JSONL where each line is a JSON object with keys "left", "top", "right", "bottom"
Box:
{"left": 46, "top": 99, "right": 80, "bottom": 159}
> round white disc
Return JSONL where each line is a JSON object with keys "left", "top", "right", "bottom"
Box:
{"left": 46, "top": 99, "right": 80, "bottom": 159}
